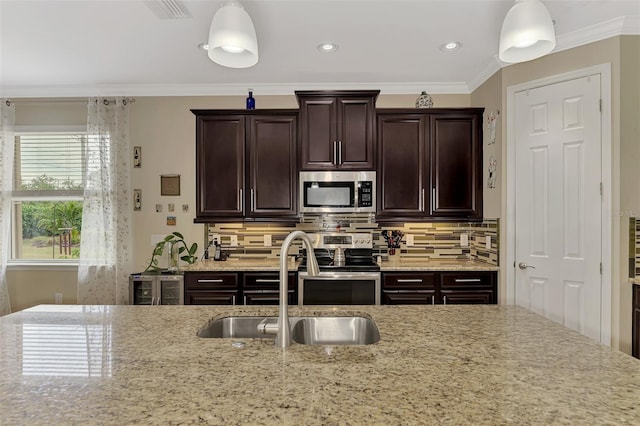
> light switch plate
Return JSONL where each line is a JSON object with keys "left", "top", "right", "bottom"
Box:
{"left": 209, "top": 233, "right": 220, "bottom": 244}
{"left": 230, "top": 235, "right": 238, "bottom": 247}
{"left": 406, "top": 234, "right": 414, "bottom": 246}
{"left": 460, "top": 233, "right": 469, "bottom": 247}
{"left": 264, "top": 235, "right": 272, "bottom": 247}
{"left": 485, "top": 236, "right": 491, "bottom": 250}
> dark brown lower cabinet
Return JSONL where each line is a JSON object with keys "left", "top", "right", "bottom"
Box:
{"left": 633, "top": 284, "right": 640, "bottom": 359}
{"left": 382, "top": 271, "right": 497, "bottom": 305}
{"left": 184, "top": 272, "right": 240, "bottom": 305}
{"left": 242, "top": 272, "right": 297, "bottom": 305}
{"left": 184, "top": 271, "right": 297, "bottom": 305}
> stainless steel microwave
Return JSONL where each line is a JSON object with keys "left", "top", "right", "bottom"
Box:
{"left": 299, "top": 171, "right": 376, "bottom": 214}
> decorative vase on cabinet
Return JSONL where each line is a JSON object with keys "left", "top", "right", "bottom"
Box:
{"left": 415, "top": 91, "right": 433, "bottom": 108}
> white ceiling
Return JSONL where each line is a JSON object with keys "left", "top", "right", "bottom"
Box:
{"left": 1, "top": 0, "right": 638, "bottom": 98}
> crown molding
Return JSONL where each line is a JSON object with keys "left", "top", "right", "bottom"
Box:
{"left": 466, "top": 57, "right": 503, "bottom": 93}
{"left": 468, "top": 15, "right": 640, "bottom": 93}
{"left": 553, "top": 15, "right": 640, "bottom": 54}
{"left": 0, "top": 82, "right": 470, "bottom": 98}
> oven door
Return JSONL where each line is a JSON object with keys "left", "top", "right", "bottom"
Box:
{"left": 298, "top": 272, "right": 381, "bottom": 305}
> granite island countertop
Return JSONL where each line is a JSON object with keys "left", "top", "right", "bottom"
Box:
{"left": 1, "top": 304, "right": 638, "bottom": 425}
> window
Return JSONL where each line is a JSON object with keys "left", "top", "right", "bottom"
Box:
{"left": 11, "top": 132, "right": 86, "bottom": 262}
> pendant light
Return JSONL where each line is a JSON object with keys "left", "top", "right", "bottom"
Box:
{"left": 499, "top": 0, "right": 556, "bottom": 64}
{"left": 207, "top": 1, "right": 258, "bottom": 68}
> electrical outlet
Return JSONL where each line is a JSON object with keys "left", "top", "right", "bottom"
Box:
{"left": 54, "top": 293, "right": 63, "bottom": 304}
{"left": 485, "top": 235, "right": 492, "bottom": 250}
{"left": 460, "top": 233, "right": 469, "bottom": 247}
{"left": 264, "top": 235, "right": 272, "bottom": 247}
{"left": 230, "top": 235, "right": 238, "bottom": 246}
{"left": 210, "top": 233, "right": 220, "bottom": 244}
{"left": 406, "top": 234, "right": 414, "bottom": 247}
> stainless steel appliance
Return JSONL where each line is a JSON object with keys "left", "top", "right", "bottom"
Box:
{"left": 298, "top": 232, "right": 381, "bottom": 305}
{"left": 129, "top": 273, "right": 184, "bottom": 305}
{"left": 299, "top": 171, "right": 376, "bottom": 214}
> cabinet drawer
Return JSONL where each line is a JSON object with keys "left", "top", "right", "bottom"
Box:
{"left": 440, "top": 272, "right": 494, "bottom": 288}
{"left": 243, "top": 272, "right": 296, "bottom": 291}
{"left": 441, "top": 290, "right": 496, "bottom": 304}
{"left": 184, "top": 272, "right": 239, "bottom": 290}
{"left": 185, "top": 290, "right": 238, "bottom": 305}
{"left": 383, "top": 273, "right": 436, "bottom": 289}
{"left": 382, "top": 290, "right": 435, "bottom": 305}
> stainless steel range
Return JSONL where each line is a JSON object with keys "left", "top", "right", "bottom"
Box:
{"left": 298, "top": 232, "right": 381, "bottom": 305}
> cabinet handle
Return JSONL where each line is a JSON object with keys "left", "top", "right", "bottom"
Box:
{"left": 454, "top": 278, "right": 482, "bottom": 283}
{"left": 238, "top": 188, "right": 243, "bottom": 212}
{"left": 420, "top": 188, "right": 425, "bottom": 212}
{"left": 232, "top": 295, "right": 236, "bottom": 305}
{"left": 333, "top": 141, "right": 337, "bottom": 165}
{"left": 250, "top": 189, "right": 255, "bottom": 212}
{"left": 244, "top": 295, "right": 247, "bottom": 305}
{"left": 396, "top": 279, "right": 423, "bottom": 283}
{"left": 338, "top": 140, "right": 342, "bottom": 165}
{"left": 443, "top": 295, "right": 447, "bottom": 305}
{"left": 432, "top": 188, "right": 436, "bottom": 210}
{"left": 255, "top": 279, "right": 280, "bottom": 283}
{"left": 197, "top": 279, "right": 224, "bottom": 283}
{"left": 431, "top": 295, "right": 435, "bottom": 305}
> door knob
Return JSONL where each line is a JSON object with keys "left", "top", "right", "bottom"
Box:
{"left": 518, "top": 262, "right": 535, "bottom": 270}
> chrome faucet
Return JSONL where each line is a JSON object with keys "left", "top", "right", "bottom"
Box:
{"left": 260, "top": 231, "right": 319, "bottom": 348}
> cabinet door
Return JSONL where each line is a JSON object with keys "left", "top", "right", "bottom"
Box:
{"left": 440, "top": 290, "right": 495, "bottom": 305}
{"left": 157, "top": 278, "right": 183, "bottom": 305}
{"left": 337, "top": 97, "right": 376, "bottom": 169}
{"left": 377, "top": 114, "right": 427, "bottom": 219}
{"left": 297, "top": 91, "right": 379, "bottom": 170}
{"left": 429, "top": 112, "right": 482, "bottom": 219}
{"left": 382, "top": 291, "right": 435, "bottom": 305}
{"left": 247, "top": 115, "right": 297, "bottom": 217}
{"left": 298, "top": 96, "right": 338, "bottom": 169}
{"left": 243, "top": 291, "right": 297, "bottom": 306}
{"left": 633, "top": 285, "right": 640, "bottom": 358}
{"left": 185, "top": 291, "right": 238, "bottom": 305}
{"left": 439, "top": 271, "right": 497, "bottom": 305}
{"left": 184, "top": 272, "right": 239, "bottom": 305}
{"left": 195, "top": 115, "right": 245, "bottom": 218}
{"left": 130, "top": 279, "right": 154, "bottom": 305}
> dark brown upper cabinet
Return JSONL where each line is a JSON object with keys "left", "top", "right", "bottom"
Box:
{"left": 296, "top": 90, "right": 379, "bottom": 170}
{"left": 192, "top": 110, "right": 298, "bottom": 222}
{"left": 376, "top": 108, "right": 483, "bottom": 222}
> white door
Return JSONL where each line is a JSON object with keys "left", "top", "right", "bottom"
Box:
{"left": 514, "top": 75, "right": 602, "bottom": 342}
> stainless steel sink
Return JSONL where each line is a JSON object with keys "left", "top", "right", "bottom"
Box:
{"left": 291, "top": 316, "right": 380, "bottom": 345}
{"left": 198, "top": 315, "right": 380, "bottom": 345}
{"left": 197, "top": 316, "right": 277, "bottom": 338}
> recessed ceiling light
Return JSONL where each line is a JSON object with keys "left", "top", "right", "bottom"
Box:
{"left": 440, "top": 41, "right": 462, "bottom": 51}
{"left": 317, "top": 42, "right": 338, "bottom": 53}
{"left": 198, "top": 42, "right": 209, "bottom": 51}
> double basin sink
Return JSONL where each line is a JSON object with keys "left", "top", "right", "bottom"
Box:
{"left": 198, "top": 315, "right": 380, "bottom": 345}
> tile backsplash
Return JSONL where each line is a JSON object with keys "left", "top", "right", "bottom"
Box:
{"left": 206, "top": 217, "right": 499, "bottom": 266}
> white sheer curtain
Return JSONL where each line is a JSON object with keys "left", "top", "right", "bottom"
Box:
{"left": 77, "top": 98, "right": 132, "bottom": 305}
{"left": 0, "top": 100, "right": 15, "bottom": 316}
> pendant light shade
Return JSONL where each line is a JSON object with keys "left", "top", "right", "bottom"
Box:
{"left": 499, "top": 0, "right": 556, "bottom": 64}
{"left": 208, "top": 2, "right": 258, "bottom": 68}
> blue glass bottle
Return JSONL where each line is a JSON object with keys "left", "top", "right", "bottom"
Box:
{"left": 246, "top": 89, "right": 255, "bottom": 110}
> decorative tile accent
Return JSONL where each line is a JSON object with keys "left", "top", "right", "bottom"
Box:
{"left": 206, "top": 218, "right": 499, "bottom": 266}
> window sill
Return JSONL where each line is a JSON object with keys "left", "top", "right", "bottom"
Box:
{"left": 7, "top": 262, "right": 79, "bottom": 271}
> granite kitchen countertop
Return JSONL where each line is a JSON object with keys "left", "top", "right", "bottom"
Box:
{"left": 180, "top": 258, "right": 499, "bottom": 272}
{"left": 0, "top": 304, "right": 638, "bottom": 424}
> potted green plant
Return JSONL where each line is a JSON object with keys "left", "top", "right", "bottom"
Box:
{"left": 144, "top": 232, "right": 198, "bottom": 272}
